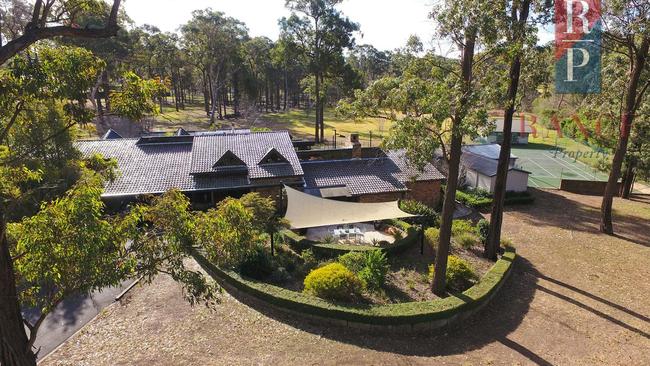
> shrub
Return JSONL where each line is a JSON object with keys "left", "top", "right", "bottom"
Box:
{"left": 456, "top": 188, "right": 493, "bottom": 208}
{"left": 299, "top": 249, "right": 318, "bottom": 273}
{"left": 338, "top": 251, "right": 367, "bottom": 274}
{"left": 453, "top": 233, "right": 478, "bottom": 249}
{"left": 303, "top": 263, "right": 363, "bottom": 301}
{"left": 399, "top": 200, "right": 440, "bottom": 227}
{"left": 424, "top": 227, "right": 440, "bottom": 250}
{"left": 451, "top": 220, "right": 475, "bottom": 237}
{"left": 238, "top": 246, "right": 274, "bottom": 280}
{"left": 429, "top": 255, "right": 478, "bottom": 290}
{"left": 358, "top": 250, "right": 389, "bottom": 290}
{"left": 476, "top": 219, "right": 490, "bottom": 244}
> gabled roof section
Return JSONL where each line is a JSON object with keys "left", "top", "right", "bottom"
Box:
{"left": 213, "top": 150, "right": 247, "bottom": 169}
{"left": 190, "top": 131, "right": 303, "bottom": 178}
{"left": 102, "top": 129, "right": 122, "bottom": 140}
{"left": 259, "top": 148, "right": 289, "bottom": 165}
{"left": 176, "top": 127, "right": 190, "bottom": 136}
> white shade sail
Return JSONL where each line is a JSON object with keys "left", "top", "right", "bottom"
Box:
{"left": 283, "top": 185, "right": 415, "bottom": 229}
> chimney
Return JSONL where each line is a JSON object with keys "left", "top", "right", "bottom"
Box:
{"left": 350, "top": 133, "right": 362, "bottom": 159}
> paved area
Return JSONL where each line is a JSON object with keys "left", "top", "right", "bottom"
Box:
{"left": 41, "top": 190, "right": 650, "bottom": 365}
{"left": 27, "top": 281, "right": 132, "bottom": 360}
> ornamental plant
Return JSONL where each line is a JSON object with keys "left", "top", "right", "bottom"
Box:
{"left": 303, "top": 263, "right": 363, "bottom": 302}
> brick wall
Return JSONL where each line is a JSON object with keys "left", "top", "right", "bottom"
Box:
{"left": 405, "top": 180, "right": 442, "bottom": 207}
{"left": 357, "top": 191, "right": 403, "bottom": 203}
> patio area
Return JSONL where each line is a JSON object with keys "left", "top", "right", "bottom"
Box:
{"left": 305, "top": 222, "right": 396, "bottom": 245}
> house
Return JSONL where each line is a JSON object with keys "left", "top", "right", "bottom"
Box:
{"left": 460, "top": 144, "right": 530, "bottom": 193}
{"left": 76, "top": 131, "right": 445, "bottom": 209}
{"left": 485, "top": 117, "right": 533, "bottom": 145}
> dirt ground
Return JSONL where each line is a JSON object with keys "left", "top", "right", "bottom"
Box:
{"left": 41, "top": 190, "right": 650, "bottom": 366}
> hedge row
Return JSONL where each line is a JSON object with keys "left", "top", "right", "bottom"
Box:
{"left": 280, "top": 220, "right": 419, "bottom": 258}
{"left": 193, "top": 247, "right": 516, "bottom": 327}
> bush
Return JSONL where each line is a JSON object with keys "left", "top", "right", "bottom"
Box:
{"left": 299, "top": 249, "right": 318, "bottom": 273}
{"left": 453, "top": 233, "right": 478, "bottom": 249}
{"left": 238, "top": 246, "right": 274, "bottom": 280}
{"left": 303, "top": 263, "right": 363, "bottom": 301}
{"left": 424, "top": 227, "right": 440, "bottom": 250}
{"left": 428, "top": 255, "right": 478, "bottom": 291}
{"left": 456, "top": 188, "right": 493, "bottom": 208}
{"left": 393, "top": 230, "right": 404, "bottom": 241}
{"left": 399, "top": 200, "right": 439, "bottom": 227}
{"left": 338, "top": 251, "right": 367, "bottom": 274}
{"left": 451, "top": 220, "right": 475, "bottom": 237}
{"left": 358, "top": 250, "right": 389, "bottom": 290}
{"left": 476, "top": 219, "right": 490, "bottom": 244}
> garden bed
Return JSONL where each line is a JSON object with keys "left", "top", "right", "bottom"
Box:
{"left": 192, "top": 246, "right": 516, "bottom": 330}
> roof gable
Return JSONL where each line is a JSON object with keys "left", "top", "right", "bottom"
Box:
{"left": 102, "top": 129, "right": 122, "bottom": 140}
{"left": 212, "top": 150, "right": 248, "bottom": 173}
{"left": 259, "top": 148, "right": 289, "bottom": 165}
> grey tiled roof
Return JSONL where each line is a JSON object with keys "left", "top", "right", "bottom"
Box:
{"left": 461, "top": 153, "right": 529, "bottom": 177}
{"left": 75, "top": 131, "right": 301, "bottom": 197}
{"left": 190, "top": 131, "right": 303, "bottom": 178}
{"left": 302, "top": 150, "right": 445, "bottom": 196}
{"left": 462, "top": 144, "right": 517, "bottom": 160}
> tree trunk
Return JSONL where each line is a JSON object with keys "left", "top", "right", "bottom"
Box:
{"left": 314, "top": 71, "right": 321, "bottom": 142}
{"left": 486, "top": 0, "right": 530, "bottom": 260}
{"left": 0, "top": 212, "right": 36, "bottom": 366}
{"left": 620, "top": 160, "right": 636, "bottom": 199}
{"left": 233, "top": 71, "right": 240, "bottom": 116}
{"left": 202, "top": 70, "right": 210, "bottom": 116}
{"left": 431, "top": 30, "right": 476, "bottom": 296}
{"left": 601, "top": 37, "right": 649, "bottom": 234}
{"left": 283, "top": 68, "right": 288, "bottom": 111}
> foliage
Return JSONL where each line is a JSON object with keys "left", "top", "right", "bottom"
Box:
{"left": 453, "top": 233, "right": 478, "bottom": 249}
{"left": 238, "top": 246, "right": 275, "bottom": 280}
{"left": 476, "top": 219, "right": 490, "bottom": 244}
{"left": 357, "top": 250, "right": 389, "bottom": 290}
{"left": 110, "top": 71, "right": 169, "bottom": 121}
{"left": 196, "top": 194, "right": 266, "bottom": 268}
{"left": 303, "top": 263, "right": 363, "bottom": 302}
{"left": 429, "top": 255, "right": 478, "bottom": 291}
{"left": 123, "top": 189, "right": 219, "bottom": 306}
{"left": 424, "top": 227, "right": 440, "bottom": 251}
{"left": 399, "top": 200, "right": 439, "bottom": 227}
{"left": 451, "top": 220, "right": 476, "bottom": 237}
{"left": 9, "top": 172, "right": 128, "bottom": 315}
{"left": 338, "top": 251, "right": 366, "bottom": 274}
{"left": 456, "top": 188, "right": 493, "bottom": 208}
{"left": 299, "top": 249, "right": 318, "bottom": 274}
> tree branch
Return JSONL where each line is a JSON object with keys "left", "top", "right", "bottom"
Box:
{"left": 0, "top": 0, "right": 122, "bottom": 65}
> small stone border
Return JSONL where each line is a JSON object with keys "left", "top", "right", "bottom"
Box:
{"left": 193, "top": 247, "right": 516, "bottom": 333}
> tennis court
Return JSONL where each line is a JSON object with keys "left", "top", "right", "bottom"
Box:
{"left": 511, "top": 146, "right": 609, "bottom": 189}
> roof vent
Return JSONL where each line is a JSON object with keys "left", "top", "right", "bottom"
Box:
{"left": 176, "top": 127, "right": 190, "bottom": 136}
{"left": 212, "top": 150, "right": 248, "bottom": 174}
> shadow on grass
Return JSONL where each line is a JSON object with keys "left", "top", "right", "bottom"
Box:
{"left": 506, "top": 189, "right": 650, "bottom": 245}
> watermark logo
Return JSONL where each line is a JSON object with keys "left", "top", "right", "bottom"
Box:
{"left": 555, "top": 0, "right": 602, "bottom": 94}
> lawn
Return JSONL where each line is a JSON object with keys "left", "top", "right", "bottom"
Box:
{"left": 148, "top": 103, "right": 391, "bottom": 145}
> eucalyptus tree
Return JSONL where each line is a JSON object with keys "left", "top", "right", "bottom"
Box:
{"left": 181, "top": 9, "right": 248, "bottom": 122}
{"left": 484, "top": 0, "right": 551, "bottom": 260}
{"left": 280, "top": 0, "right": 359, "bottom": 142}
{"left": 338, "top": 26, "right": 495, "bottom": 296}
{"left": 347, "top": 44, "right": 391, "bottom": 86}
{"left": 582, "top": 1, "right": 650, "bottom": 234}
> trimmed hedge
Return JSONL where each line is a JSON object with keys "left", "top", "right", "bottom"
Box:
{"left": 193, "top": 247, "right": 516, "bottom": 327}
